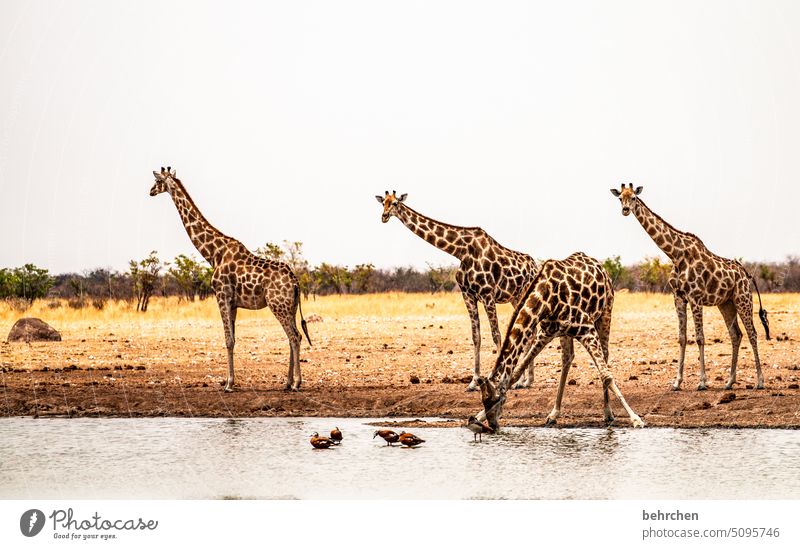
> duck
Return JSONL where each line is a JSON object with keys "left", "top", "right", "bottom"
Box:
{"left": 373, "top": 429, "right": 400, "bottom": 446}
{"left": 310, "top": 432, "right": 336, "bottom": 449}
{"left": 398, "top": 431, "right": 425, "bottom": 448}
{"left": 465, "top": 415, "right": 494, "bottom": 442}
{"left": 330, "top": 427, "right": 343, "bottom": 443}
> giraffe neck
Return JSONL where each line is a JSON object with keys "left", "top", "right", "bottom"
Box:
{"left": 394, "top": 203, "right": 469, "bottom": 259}
{"left": 168, "top": 180, "right": 230, "bottom": 266}
{"left": 631, "top": 198, "right": 688, "bottom": 263}
{"left": 491, "top": 300, "right": 545, "bottom": 389}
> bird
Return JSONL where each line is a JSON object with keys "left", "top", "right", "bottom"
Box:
{"left": 398, "top": 431, "right": 425, "bottom": 448}
{"left": 310, "top": 432, "right": 336, "bottom": 449}
{"left": 373, "top": 429, "right": 400, "bottom": 446}
{"left": 330, "top": 427, "right": 343, "bottom": 443}
{"left": 465, "top": 415, "right": 494, "bottom": 442}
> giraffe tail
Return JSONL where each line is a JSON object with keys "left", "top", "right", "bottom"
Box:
{"left": 750, "top": 273, "right": 771, "bottom": 340}
{"left": 295, "top": 285, "right": 312, "bottom": 346}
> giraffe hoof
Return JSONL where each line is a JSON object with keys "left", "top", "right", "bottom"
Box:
{"left": 283, "top": 384, "right": 292, "bottom": 392}
{"left": 544, "top": 417, "right": 557, "bottom": 427}
{"left": 755, "top": 382, "right": 765, "bottom": 390}
{"left": 223, "top": 386, "right": 234, "bottom": 393}
{"left": 604, "top": 415, "right": 615, "bottom": 425}
{"left": 671, "top": 383, "right": 681, "bottom": 391}
{"left": 631, "top": 417, "right": 645, "bottom": 428}
{"left": 696, "top": 383, "right": 707, "bottom": 391}
{"left": 724, "top": 381, "right": 734, "bottom": 390}
{"left": 465, "top": 383, "right": 478, "bottom": 392}
{"left": 512, "top": 382, "right": 530, "bottom": 390}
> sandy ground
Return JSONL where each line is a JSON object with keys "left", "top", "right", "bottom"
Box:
{"left": 1, "top": 293, "right": 799, "bottom": 428}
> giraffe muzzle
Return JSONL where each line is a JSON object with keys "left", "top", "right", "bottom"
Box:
{"left": 622, "top": 207, "right": 631, "bottom": 216}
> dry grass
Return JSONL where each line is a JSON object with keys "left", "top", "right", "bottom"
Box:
{"left": 2, "top": 291, "right": 796, "bottom": 328}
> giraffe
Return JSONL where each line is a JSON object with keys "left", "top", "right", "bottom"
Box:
{"left": 610, "top": 183, "right": 770, "bottom": 391}
{"left": 475, "top": 252, "right": 645, "bottom": 431}
{"left": 376, "top": 191, "right": 539, "bottom": 390}
{"left": 150, "top": 167, "right": 311, "bottom": 392}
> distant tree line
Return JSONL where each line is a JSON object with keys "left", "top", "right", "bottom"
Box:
{"left": 3, "top": 245, "right": 800, "bottom": 311}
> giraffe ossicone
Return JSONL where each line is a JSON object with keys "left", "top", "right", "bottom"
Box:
{"left": 377, "top": 190, "right": 539, "bottom": 391}
{"left": 611, "top": 184, "right": 769, "bottom": 391}
{"left": 150, "top": 167, "right": 311, "bottom": 392}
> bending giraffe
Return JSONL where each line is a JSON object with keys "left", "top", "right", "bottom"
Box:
{"left": 611, "top": 183, "right": 770, "bottom": 391}
{"left": 475, "top": 252, "right": 644, "bottom": 431}
{"left": 150, "top": 167, "right": 311, "bottom": 392}
{"left": 376, "top": 191, "right": 539, "bottom": 391}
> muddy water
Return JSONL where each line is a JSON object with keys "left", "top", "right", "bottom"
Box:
{"left": 1, "top": 418, "right": 798, "bottom": 499}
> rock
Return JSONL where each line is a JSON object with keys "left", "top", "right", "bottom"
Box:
{"left": 306, "top": 314, "right": 323, "bottom": 323}
{"left": 409, "top": 375, "right": 420, "bottom": 384}
{"left": 718, "top": 392, "right": 736, "bottom": 404}
{"left": 7, "top": 318, "right": 61, "bottom": 342}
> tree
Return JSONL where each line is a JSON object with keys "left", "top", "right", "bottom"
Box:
{"left": 0, "top": 268, "right": 15, "bottom": 299}
{"left": 351, "top": 263, "right": 375, "bottom": 293}
{"left": 13, "top": 264, "right": 55, "bottom": 304}
{"left": 168, "top": 254, "right": 212, "bottom": 301}
{"left": 603, "top": 256, "right": 630, "bottom": 289}
{"left": 314, "top": 263, "right": 351, "bottom": 294}
{"left": 130, "top": 251, "right": 163, "bottom": 312}
{"left": 639, "top": 256, "right": 672, "bottom": 292}
{"left": 427, "top": 263, "right": 457, "bottom": 293}
{"left": 254, "top": 242, "right": 285, "bottom": 261}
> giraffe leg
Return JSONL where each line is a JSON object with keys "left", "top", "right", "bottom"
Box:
{"left": 719, "top": 300, "right": 743, "bottom": 390}
{"left": 545, "top": 337, "right": 575, "bottom": 426}
{"left": 278, "top": 313, "right": 302, "bottom": 391}
{"left": 216, "top": 295, "right": 237, "bottom": 392}
{"left": 672, "top": 293, "right": 688, "bottom": 391}
{"left": 735, "top": 291, "right": 765, "bottom": 389}
{"left": 690, "top": 303, "right": 707, "bottom": 390}
{"left": 579, "top": 331, "right": 644, "bottom": 428}
{"left": 463, "top": 291, "right": 482, "bottom": 391}
{"left": 596, "top": 296, "right": 614, "bottom": 422}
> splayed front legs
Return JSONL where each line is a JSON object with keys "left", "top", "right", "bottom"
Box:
{"left": 579, "top": 333, "right": 644, "bottom": 428}
{"left": 545, "top": 337, "right": 575, "bottom": 426}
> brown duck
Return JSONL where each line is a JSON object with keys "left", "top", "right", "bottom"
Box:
{"left": 466, "top": 415, "right": 494, "bottom": 442}
{"left": 310, "top": 432, "right": 336, "bottom": 449}
{"left": 373, "top": 430, "right": 400, "bottom": 446}
{"left": 398, "top": 431, "right": 425, "bottom": 448}
{"left": 330, "top": 427, "right": 343, "bottom": 443}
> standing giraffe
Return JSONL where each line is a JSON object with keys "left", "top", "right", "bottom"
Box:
{"left": 376, "top": 191, "right": 539, "bottom": 390}
{"left": 610, "top": 183, "right": 770, "bottom": 391}
{"left": 475, "top": 252, "right": 644, "bottom": 431}
{"left": 150, "top": 167, "right": 311, "bottom": 392}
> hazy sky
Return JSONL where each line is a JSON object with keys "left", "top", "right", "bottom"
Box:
{"left": 2, "top": 0, "right": 800, "bottom": 274}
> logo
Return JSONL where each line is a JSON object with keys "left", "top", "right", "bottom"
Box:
{"left": 20, "top": 509, "right": 45, "bottom": 537}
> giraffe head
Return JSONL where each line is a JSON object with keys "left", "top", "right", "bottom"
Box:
{"left": 150, "top": 166, "right": 178, "bottom": 196}
{"left": 374, "top": 190, "right": 408, "bottom": 223}
{"left": 476, "top": 375, "right": 507, "bottom": 431}
{"left": 610, "top": 183, "right": 643, "bottom": 216}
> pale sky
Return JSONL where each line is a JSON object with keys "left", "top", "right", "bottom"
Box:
{"left": 2, "top": 0, "right": 800, "bottom": 274}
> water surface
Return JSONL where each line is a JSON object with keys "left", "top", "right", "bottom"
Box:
{"left": 1, "top": 418, "right": 798, "bottom": 499}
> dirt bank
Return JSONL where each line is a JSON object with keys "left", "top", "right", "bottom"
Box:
{"left": 1, "top": 293, "right": 799, "bottom": 428}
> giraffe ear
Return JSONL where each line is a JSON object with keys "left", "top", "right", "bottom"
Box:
{"left": 634, "top": 186, "right": 643, "bottom": 195}
{"left": 610, "top": 189, "right": 621, "bottom": 197}
{"left": 398, "top": 193, "right": 408, "bottom": 202}
{"left": 375, "top": 195, "right": 384, "bottom": 204}
{"left": 153, "top": 170, "right": 163, "bottom": 180}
